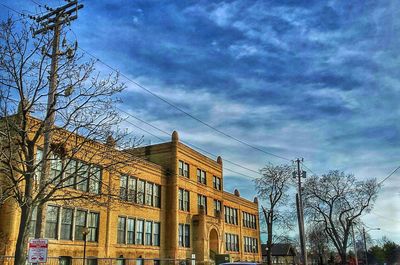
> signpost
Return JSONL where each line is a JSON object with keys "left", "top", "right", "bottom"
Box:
{"left": 28, "top": 238, "right": 48, "bottom": 263}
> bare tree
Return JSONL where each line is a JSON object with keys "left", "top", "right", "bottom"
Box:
{"left": 303, "top": 171, "right": 379, "bottom": 265}
{"left": 0, "top": 18, "right": 138, "bottom": 265}
{"left": 307, "top": 224, "right": 330, "bottom": 265}
{"left": 255, "top": 163, "right": 294, "bottom": 265}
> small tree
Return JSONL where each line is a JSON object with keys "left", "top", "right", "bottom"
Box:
{"left": 303, "top": 171, "right": 379, "bottom": 265}
{"left": 307, "top": 224, "right": 330, "bottom": 265}
{"left": 255, "top": 163, "right": 293, "bottom": 265}
{"left": 0, "top": 18, "right": 137, "bottom": 265}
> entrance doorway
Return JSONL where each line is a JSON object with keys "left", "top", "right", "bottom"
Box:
{"left": 209, "top": 229, "right": 219, "bottom": 261}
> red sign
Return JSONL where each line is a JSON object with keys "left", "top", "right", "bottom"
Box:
{"left": 28, "top": 239, "right": 48, "bottom": 263}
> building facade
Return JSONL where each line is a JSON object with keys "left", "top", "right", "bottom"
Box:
{"left": 0, "top": 123, "right": 261, "bottom": 264}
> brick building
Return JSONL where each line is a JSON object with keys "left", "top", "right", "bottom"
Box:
{"left": 0, "top": 119, "right": 261, "bottom": 264}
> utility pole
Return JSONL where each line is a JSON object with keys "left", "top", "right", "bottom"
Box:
{"left": 30, "top": 0, "right": 83, "bottom": 238}
{"left": 294, "top": 158, "right": 308, "bottom": 265}
{"left": 363, "top": 228, "right": 368, "bottom": 265}
{"left": 352, "top": 225, "right": 358, "bottom": 265}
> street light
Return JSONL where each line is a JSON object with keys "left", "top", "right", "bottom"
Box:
{"left": 363, "top": 227, "right": 380, "bottom": 265}
{"left": 82, "top": 227, "right": 90, "bottom": 265}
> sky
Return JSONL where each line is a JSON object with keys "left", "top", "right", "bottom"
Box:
{"left": 1, "top": 0, "right": 399, "bottom": 243}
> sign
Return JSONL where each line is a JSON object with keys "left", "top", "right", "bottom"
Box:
{"left": 28, "top": 238, "right": 48, "bottom": 263}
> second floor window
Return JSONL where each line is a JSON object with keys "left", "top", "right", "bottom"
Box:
{"left": 213, "top": 176, "right": 221, "bottom": 190}
{"left": 214, "top": 200, "right": 221, "bottom": 217}
{"left": 224, "top": 206, "right": 238, "bottom": 225}
{"left": 197, "top": 169, "right": 206, "bottom": 184}
{"left": 198, "top": 194, "right": 207, "bottom": 214}
{"left": 179, "top": 189, "right": 190, "bottom": 212}
{"left": 179, "top": 160, "right": 189, "bottom": 177}
{"left": 120, "top": 176, "right": 161, "bottom": 208}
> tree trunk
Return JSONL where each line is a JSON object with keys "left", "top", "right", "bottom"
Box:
{"left": 340, "top": 251, "right": 347, "bottom": 265}
{"left": 267, "top": 218, "right": 273, "bottom": 265}
{"left": 14, "top": 204, "right": 32, "bottom": 265}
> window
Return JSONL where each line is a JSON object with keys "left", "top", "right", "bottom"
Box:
{"left": 214, "top": 200, "right": 221, "bottom": 217}
{"left": 178, "top": 224, "right": 190, "bottom": 247}
{"left": 225, "top": 233, "right": 239, "bottom": 252}
{"left": 153, "top": 222, "right": 160, "bottom": 246}
{"left": 197, "top": 169, "right": 206, "bottom": 184}
{"left": 224, "top": 206, "right": 238, "bottom": 225}
{"left": 153, "top": 184, "right": 161, "bottom": 208}
{"left": 128, "top": 177, "right": 137, "bottom": 203}
{"left": 179, "top": 189, "right": 190, "bottom": 212}
{"left": 198, "top": 194, "right": 207, "bottom": 214}
{"left": 145, "top": 182, "right": 153, "bottom": 206}
{"left": 127, "top": 218, "right": 135, "bottom": 244}
{"left": 145, "top": 221, "right": 152, "bottom": 245}
{"left": 34, "top": 149, "right": 43, "bottom": 182}
{"left": 89, "top": 166, "right": 101, "bottom": 194}
{"left": 137, "top": 180, "right": 145, "bottom": 205}
{"left": 45, "top": 205, "right": 59, "bottom": 239}
{"left": 87, "top": 258, "right": 98, "bottom": 265}
{"left": 136, "top": 220, "right": 144, "bottom": 245}
{"left": 179, "top": 160, "right": 189, "bottom": 177}
{"left": 50, "top": 154, "right": 62, "bottom": 183}
{"left": 243, "top": 212, "right": 257, "bottom": 229}
{"left": 244, "top": 237, "right": 258, "bottom": 253}
{"left": 60, "top": 208, "right": 73, "bottom": 240}
{"left": 76, "top": 162, "right": 89, "bottom": 192}
{"left": 87, "top": 212, "right": 99, "bottom": 242}
{"left": 120, "top": 175, "right": 127, "bottom": 200}
{"left": 117, "top": 217, "right": 126, "bottom": 244}
{"left": 213, "top": 176, "right": 221, "bottom": 190}
{"left": 75, "top": 210, "right": 87, "bottom": 241}
{"left": 29, "top": 206, "right": 37, "bottom": 237}
{"left": 64, "top": 159, "right": 77, "bottom": 187}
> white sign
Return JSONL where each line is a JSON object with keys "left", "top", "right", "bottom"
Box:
{"left": 28, "top": 238, "right": 48, "bottom": 263}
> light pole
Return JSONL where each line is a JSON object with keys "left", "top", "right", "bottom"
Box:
{"left": 363, "top": 227, "right": 380, "bottom": 265}
{"left": 82, "top": 227, "right": 90, "bottom": 265}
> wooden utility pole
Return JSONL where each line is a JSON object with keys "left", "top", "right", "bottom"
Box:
{"left": 294, "top": 158, "right": 308, "bottom": 265}
{"left": 30, "top": 0, "right": 83, "bottom": 238}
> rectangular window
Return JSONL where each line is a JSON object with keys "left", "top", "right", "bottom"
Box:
{"left": 76, "top": 162, "right": 89, "bottom": 192}
{"left": 213, "top": 176, "right": 221, "bottom": 190}
{"left": 64, "top": 159, "right": 77, "bottom": 188}
{"left": 225, "top": 233, "right": 239, "bottom": 252}
{"left": 60, "top": 208, "right": 73, "bottom": 240}
{"left": 179, "top": 189, "right": 190, "bottom": 212}
{"left": 128, "top": 177, "right": 137, "bottom": 203}
{"left": 179, "top": 160, "right": 189, "bottom": 177}
{"left": 243, "top": 212, "right": 257, "bottom": 229}
{"left": 197, "top": 169, "right": 206, "bottom": 184}
{"left": 136, "top": 220, "right": 144, "bottom": 244}
{"left": 87, "top": 212, "right": 99, "bottom": 242}
{"left": 178, "top": 224, "right": 190, "bottom": 247}
{"left": 50, "top": 154, "right": 62, "bottom": 183}
{"left": 75, "top": 210, "right": 87, "bottom": 240}
{"left": 120, "top": 175, "right": 127, "bottom": 200}
{"left": 117, "top": 217, "right": 126, "bottom": 244}
{"left": 89, "top": 166, "right": 101, "bottom": 194}
{"left": 29, "top": 206, "right": 37, "bottom": 237}
{"left": 153, "top": 184, "right": 161, "bottom": 208}
{"left": 45, "top": 205, "right": 59, "bottom": 239}
{"left": 145, "top": 182, "right": 153, "bottom": 206}
{"left": 224, "top": 206, "right": 238, "bottom": 225}
{"left": 137, "top": 180, "right": 145, "bottom": 204}
{"left": 127, "top": 218, "right": 135, "bottom": 244}
{"left": 145, "top": 221, "right": 152, "bottom": 245}
{"left": 153, "top": 222, "right": 160, "bottom": 246}
{"left": 198, "top": 194, "right": 207, "bottom": 214}
{"left": 214, "top": 200, "right": 221, "bottom": 217}
{"left": 34, "top": 149, "right": 43, "bottom": 182}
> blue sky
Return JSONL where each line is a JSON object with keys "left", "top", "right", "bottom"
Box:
{"left": 1, "top": 0, "right": 400, "bottom": 242}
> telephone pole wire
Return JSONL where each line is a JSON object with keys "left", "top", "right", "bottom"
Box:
{"left": 30, "top": 0, "right": 83, "bottom": 239}
{"left": 294, "top": 158, "right": 308, "bottom": 265}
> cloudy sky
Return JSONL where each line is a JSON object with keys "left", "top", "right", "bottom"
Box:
{"left": 1, "top": 0, "right": 399, "bottom": 242}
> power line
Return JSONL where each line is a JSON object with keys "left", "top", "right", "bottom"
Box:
{"left": 77, "top": 46, "right": 291, "bottom": 162}
{"left": 378, "top": 165, "right": 400, "bottom": 185}
{"left": 118, "top": 107, "right": 263, "bottom": 176}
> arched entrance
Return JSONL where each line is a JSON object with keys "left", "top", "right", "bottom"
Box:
{"left": 209, "top": 229, "right": 219, "bottom": 261}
